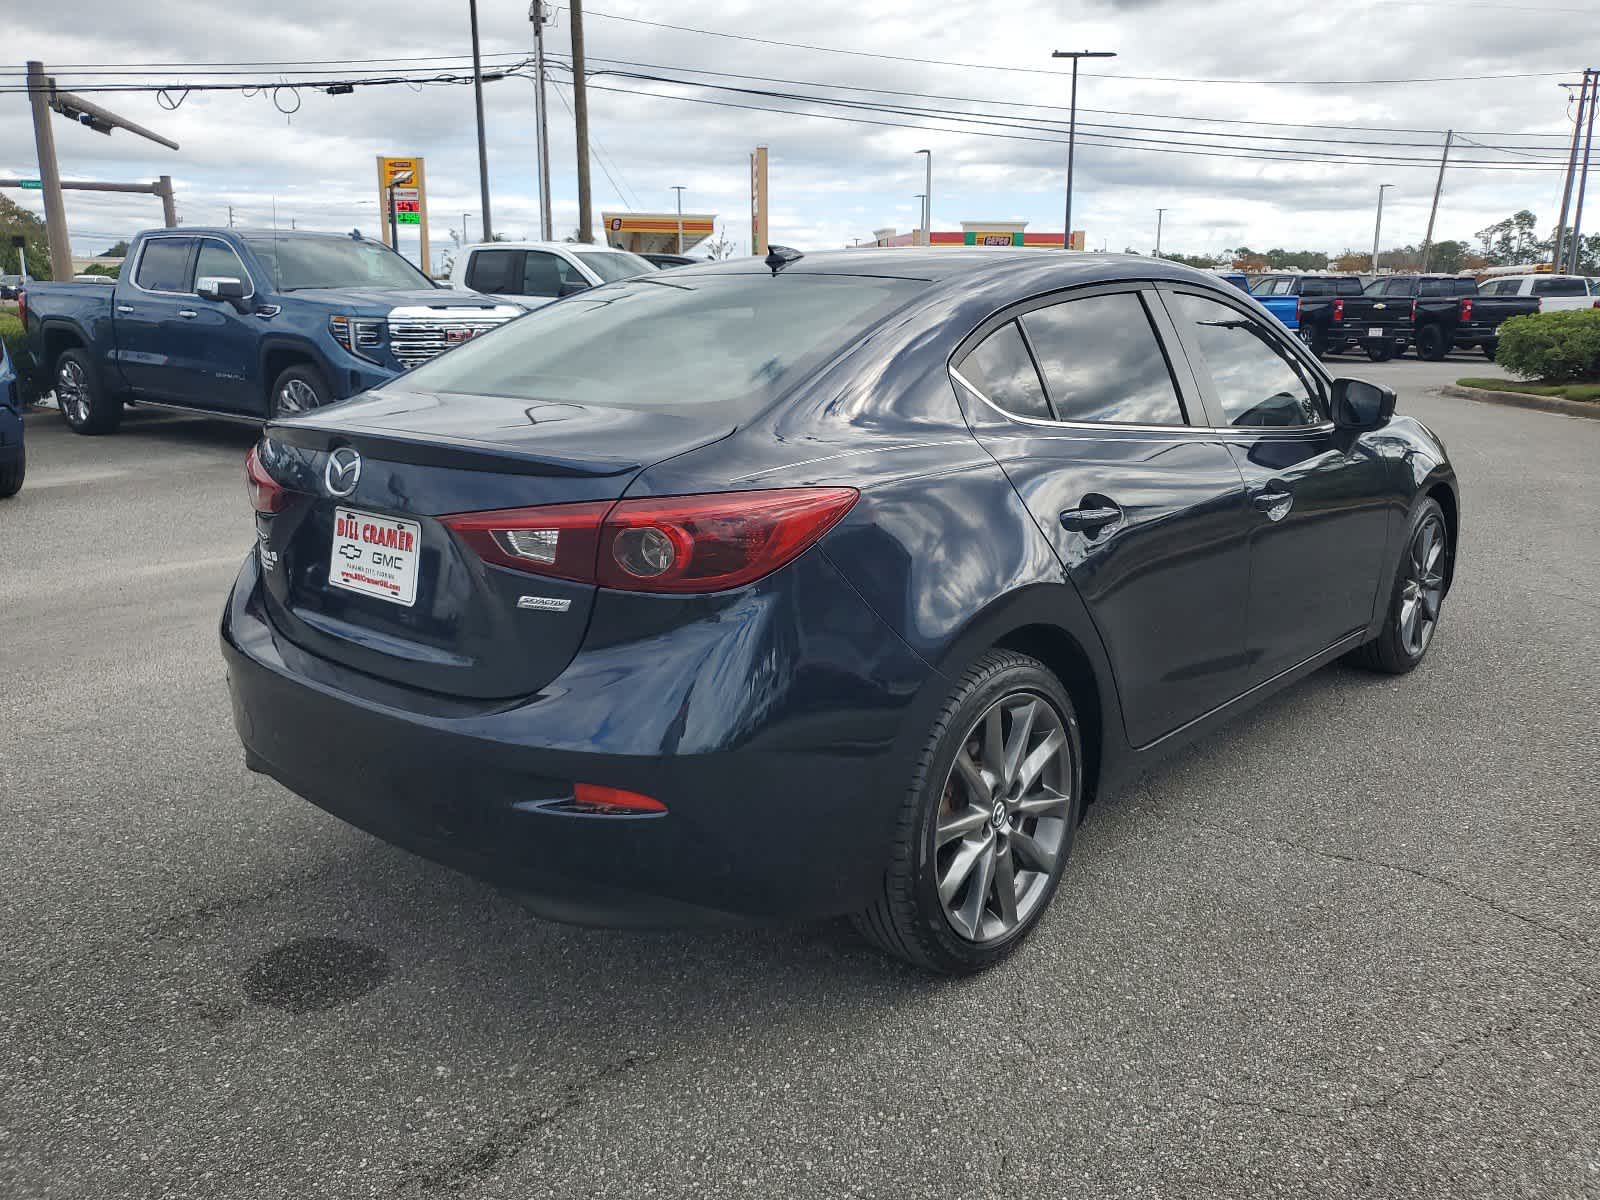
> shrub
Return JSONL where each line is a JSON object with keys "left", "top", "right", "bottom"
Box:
{"left": 1494, "top": 308, "right": 1600, "bottom": 383}
{"left": 0, "top": 311, "right": 25, "bottom": 368}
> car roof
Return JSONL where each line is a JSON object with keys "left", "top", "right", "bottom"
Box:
{"left": 463, "top": 241, "right": 641, "bottom": 254}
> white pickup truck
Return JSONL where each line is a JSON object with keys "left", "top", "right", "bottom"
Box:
{"left": 1474, "top": 274, "right": 1600, "bottom": 312}
{"left": 445, "top": 241, "right": 654, "bottom": 310}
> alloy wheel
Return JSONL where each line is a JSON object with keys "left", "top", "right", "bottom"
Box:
{"left": 1399, "top": 514, "right": 1446, "bottom": 657}
{"left": 934, "top": 692, "right": 1074, "bottom": 943}
{"left": 277, "top": 378, "right": 321, "bottom": 415}
{"left": 57, "top": 359, "right": 90, "bottom": 425}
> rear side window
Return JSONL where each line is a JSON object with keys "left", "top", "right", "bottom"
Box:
{"left": 958, "top": 322, "right": 1051, "bottom": 420}
{"left": 1479, "top": 279, "right": 1510, "bottom": 295}
{"left": 465, "top": 249, "right": 522, "bottom": 294}
{"left": 1532, "top": 277, "right": 1586, "bottom": 296}
{"left": 1020, "top": 292, "right": 1186, "bottom": 425}
{"left": 1169, "top": 292, "right": 1321, "bottom": 428}
{"left": 135, "top": 238, "right": 194, "bottom": 292}
{"left": 392, "top": 272, "right": 926, "bottom": 416}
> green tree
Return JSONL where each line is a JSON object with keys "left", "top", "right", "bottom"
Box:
{"left": 0, "top": 195, "right": 53, "bottom": 280}
{"left": 96, "top": 239, "right": 130, "bottom": 258}
{"left": 1474, "top": 210, "right": 1539, "bottom": 265}
{"left": 1159, "top": 251, "right": 1225, "bottom": 269}
{"left": 1428, "top": 240, "right": 1470, "bottom": 274}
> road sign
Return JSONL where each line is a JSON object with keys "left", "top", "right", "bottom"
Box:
{"left": 375, "top": 154, "right": 430, "bottom": 267}
{"left": 19, "top": 180, "right": 41, "bottom": 190}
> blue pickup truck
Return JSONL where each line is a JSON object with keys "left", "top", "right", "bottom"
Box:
{"left": 1216, "top": 271, "right": 1299, "bottom": 331}
{"left": 20, "top": 228, "right": 521, "bottom": 434}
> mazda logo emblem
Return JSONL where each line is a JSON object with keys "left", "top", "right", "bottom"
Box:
{"left": 324, "top": 447, "right": 362, "bottom": 498}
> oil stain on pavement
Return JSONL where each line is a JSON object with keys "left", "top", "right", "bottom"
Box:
{"left": 242, "top": 937, "right": 392, "bottom": 1014}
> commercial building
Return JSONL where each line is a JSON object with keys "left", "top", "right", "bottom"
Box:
{"left": 602, "top": 211, "right": 716, "bottom": 255}
{"left": 866, "top": 220, "right": 1085, "bottom": 250}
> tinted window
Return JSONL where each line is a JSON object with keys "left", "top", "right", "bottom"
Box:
{"left": 194, "top": 240, "right": 250, "bottom": 293}
{"left": 465, "top": 249, "right": 522, "bottom": 294}
{"left": 1300, "top": 277, "right": 1361, "bottom": 296}
{"left": 1479, "top": 279, "right": 1510, "bottom": 295}
{"left": 1170, "top": 292, "right": 1321, "bottom": 428}
{"left": 135, "top": 238, "right": 194, "bottom": 292}
{"left": 959, "top": 322, "right": 1051, "bottom": 420}
{"left": 572, "top": 249, "right": 651, "bottom": 283}
{"left": 1532, "top": 277, "right": 1586, "bottom": 296}
{"left": 395, "top": 273, "right": 925, "bottom": 416}
{"left": 521, "top": 250, "right": 572, "bottom": 297}
{"left": 1021, "top": 292, "right": 1185, "bottom": 425}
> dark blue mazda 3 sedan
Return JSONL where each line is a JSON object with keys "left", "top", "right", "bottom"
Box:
{"left": 223, "top": 249, "right": 1459, "bottom": 973}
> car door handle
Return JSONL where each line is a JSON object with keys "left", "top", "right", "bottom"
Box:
{"left": 115, "top": 304, "right": 135, "bottom": 314}
{"left": 1060, "top": 500, "right": 1123, "bottom": 534}
{"left": 177, "top": 309, "right": 198, "bottom": 319}
{"left": 1251, "top": 488, "right": 1292, "bottom": 511}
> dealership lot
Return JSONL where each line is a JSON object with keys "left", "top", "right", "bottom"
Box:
{"left": 2, "top": 358, "right": 1597, "bottom": 1198}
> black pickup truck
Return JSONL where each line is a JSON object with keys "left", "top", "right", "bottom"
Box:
{"left": 1249, "top": 275, "right": 1370, "bottom": 360}
{"left": 1339, "top": 275, "right": 1540, "bottom": 362}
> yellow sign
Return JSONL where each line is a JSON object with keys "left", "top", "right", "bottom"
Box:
{"left": 375, "top": 155, "right": 431, "bottom": 272}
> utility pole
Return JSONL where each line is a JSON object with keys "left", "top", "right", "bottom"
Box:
{"left": 571, "top": 0, "right": 594, "bottom": 243}
{"left": 1051, "top": 50, "right": 1117, "bottom": 250}
{"left": 671, "top": 186, "right": 686, "bottom": 253}
{"left": 228, "top": 205, "right": 235, "bottom": 228}
{"left": 26, "top": 59, "right": 178, "bottom": 280}
{"left": 530, "top": 0, "right": 554, "bottom": 241}
{"left": 1154, "top": 207, "right": 1167, "bottom": 257}
{"left": 916, "top": 149, "right": 932, "bottom": 246}
{"left": 1419, "top": 129, "right": 1453, "bottom": 273}
{"left": 157, "top": 176, "right": 176, "bottom": 227}
{"left": 1553, "top": 74, "right": 1589, "bottom": 271}
{"left": 27, "top": 62, "right": 71, "bottom": 281}
{"left": 1372, "top": 183, "right": 1394, "bottom": 273}
{"left": 468, "top": 0, "right": 494, "bottom": 241}
{"left": 1566, "top": 69, "right": 1597, "bottom": 274}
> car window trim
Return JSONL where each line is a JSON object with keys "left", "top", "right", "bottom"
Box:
{"left": 1153, "top": 281, "right": 1335, "bottom": 434}
{"left": 129, "top": 235, "right": 200, "bottom": 298}
{"left": 194, "top": 236, "right": 256, "bottom": 300}
{"left": 949, "top": 280, "right": 1202, "bottom": 432}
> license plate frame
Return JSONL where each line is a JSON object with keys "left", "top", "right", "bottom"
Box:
{"left": 328, "top": 506, "right": 421, "bottom": 607}
{"left": 1367, "top": 327, "right": 1385, "bottom": 339}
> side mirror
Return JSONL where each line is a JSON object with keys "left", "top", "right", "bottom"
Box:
{"left": 197, "top": 276, "right": 248, "bottom": 309}
{"left": 1331, "top": 377, "right": 1396, "bottom": 431}
{"left": 558, "top": 278, "right": 591, "bottom": 297}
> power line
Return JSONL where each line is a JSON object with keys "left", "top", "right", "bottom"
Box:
{"left": 578, "top": 9, "right": 1578, "bottom": 86}
{"left": 563, "top": 74, "right": 1568, "bottom": 171}
{"left": 549, "top": 79, "right": 642, "bottom": 212}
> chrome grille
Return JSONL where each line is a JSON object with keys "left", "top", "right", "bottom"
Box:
{"left": 386, "top": 307, "right": 519, "bottom": 368}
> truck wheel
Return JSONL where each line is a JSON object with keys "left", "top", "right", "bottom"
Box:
{"left": 1416, "top": 325, "right": 1448, "bottom": 362}
{"left": 1482, "top": 338, "right": 1498, "bottom": 362}
{"left": 270, "top": 364, "right": 332, "bottom": 419}
{"left": 1365, "top": 341, "right": 1395, "bottom": 362}
{"left": 1304, "top": 326, "right": 1330, "bottom": 359}
{"left": 56, "top": 348, "right": 123, "bottom": 435}
{"left": 0, "top": 446, "right": 23, "bottom": 498}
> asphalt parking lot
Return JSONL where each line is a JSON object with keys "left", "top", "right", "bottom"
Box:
{"left": 2, "top": 355, "right": 1597, "bottom": 1200}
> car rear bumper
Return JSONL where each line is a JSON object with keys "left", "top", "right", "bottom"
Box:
{"left": 221, "top": 550, "right": 934, "bottom": 926}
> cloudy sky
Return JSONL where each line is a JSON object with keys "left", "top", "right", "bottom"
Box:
{"left": 2, "top": 0, "right": 1589, "bottom": 269}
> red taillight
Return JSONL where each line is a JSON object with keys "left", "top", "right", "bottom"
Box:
{"left": 571, "top": 783, "right": 666, "bottom": 814}
{"left": 245, "top": 445, "right": 289, "bottom": 514}
{"left": 440, "top": 487, "right": 860, "bottom": 594}
{"left": 1332, "top": 298, "right": 1344, "bottom": 322}
{"left": 1460, "top": 297, "right": 1473, "bottom": 321}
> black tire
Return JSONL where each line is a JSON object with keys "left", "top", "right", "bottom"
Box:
{"left": 269, "top": 363, "right": 333, "bottom": 419}
{"left": 852, "top": 650, "right": 1083, "bottom": 974}
{"left": 1416, "top": 325, "right": 1448, "bottom": 362}
{"left": 1365, "top": 340, "right": 1395, "bottom": 362}
{"left": 1348, "top": 498, "right": 1449, "bottom": 675}
{"left": 0, "top": 446, "right": 23, "bottom": 498}
{"left": 55, "top": 347, "right": 122, "bottom": 435}
{"left": 1482, "top": 338, "right": 1498, "bottom": 362}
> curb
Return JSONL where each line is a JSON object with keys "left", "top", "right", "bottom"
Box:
{"left": 1439, "top": 384, "right": 1600, "bottom": 421}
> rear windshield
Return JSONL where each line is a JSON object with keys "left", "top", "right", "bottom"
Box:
{"left": 1299, "top": 278, "right": 1362, "bottom": 296}
{"left": 390, "top": 272, "right": 927, "bottom": 413}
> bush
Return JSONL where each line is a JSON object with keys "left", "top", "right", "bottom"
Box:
{"left": 0, "top": 311, "right": 25, "bottom": 368}
{"left": 1494, "top": 308, "right": 1600, "bottom": 383}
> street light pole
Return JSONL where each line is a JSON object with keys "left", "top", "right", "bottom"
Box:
{"left": 468, "top": 0, "right": 493, "bottom": 240}
{"left": 916, "top": 149, "right": 931, "bottom": 245}
{"left": 1051, "top": 50, "right": 1117, "bottom": 250}
{"left": 672, "top": 185, "right": 686, "bottom": 253}
{"left": 529, "top": 0, "right": 554, "bottom": 241}
{"left": 1155, "top": 207, "right": 1167, "bottom": 257}
{"left": 1371, "top": 184, "right": 1394, "bottom": 273}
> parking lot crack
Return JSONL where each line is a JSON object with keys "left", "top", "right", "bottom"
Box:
{"left": 1188, "top": 818, "right": 1591, "bottom": 950}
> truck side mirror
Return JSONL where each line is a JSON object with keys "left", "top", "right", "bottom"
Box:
{"left": 558, "top": 278, "right": 591, "bottom": 297}
{"left": 197, "top": 276, "right": 248, "bottom": 309}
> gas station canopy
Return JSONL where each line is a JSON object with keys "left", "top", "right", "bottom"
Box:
{"left": 602, "top": 211, "right": 717, "bottom": 255}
